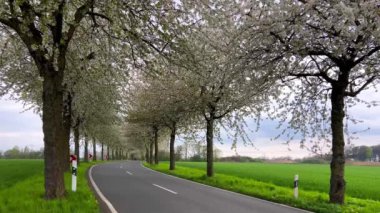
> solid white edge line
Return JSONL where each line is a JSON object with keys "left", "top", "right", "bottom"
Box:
{"left": 126, "top": 171, "right": 133, "bottom": 175}
{"left": 140, "top": 162, "right": 311, "bottom": 213}
{"left": 89, "top": 165, "right": 118, "bottom": 213}
{"left": 152, "top": 183, "right": 178, "bottom": 194}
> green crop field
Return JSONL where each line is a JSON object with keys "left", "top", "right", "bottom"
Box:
{"left": 0, "top": 159, "right": 99, "bottom": 213}
{"left": 175, "top": 162, "right": 380, "bottom": 201}
{"left": 147, "top": 161, "right": 380, "bottom": 213}
{"left": 0, "top": 160, "right": 44, "bottom": 191}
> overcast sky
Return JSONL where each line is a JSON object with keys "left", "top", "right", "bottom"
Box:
{"left": 0, "top": 89, "right": 379, "bottom": 158}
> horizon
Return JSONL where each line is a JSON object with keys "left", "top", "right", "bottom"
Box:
{"left": 1, "top": 88, "right": 379, "bottom": 159}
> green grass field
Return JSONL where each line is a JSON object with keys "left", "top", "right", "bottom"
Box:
{"left": 175, "top": 162, "right": 380, "bottom": 201}
{"left": 147, "top": 162, "right": 380, "bottom": 213}
{"left": 0, "top": 159, "right": 99, "bottom": 213}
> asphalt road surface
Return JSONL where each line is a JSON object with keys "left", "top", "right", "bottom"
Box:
{"left": 90, "top": 161, "right": 309, "bottom": 213}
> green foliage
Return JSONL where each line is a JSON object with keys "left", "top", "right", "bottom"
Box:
{"left": 146, "top": 162, "right": 380, "bottom": 213}
{"left": 0, "top": 160, "right": 99, "bottom": 213}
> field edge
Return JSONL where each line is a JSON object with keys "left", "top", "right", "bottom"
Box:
{"left": 144, "top": 162, "right": 380, "bottom": 213}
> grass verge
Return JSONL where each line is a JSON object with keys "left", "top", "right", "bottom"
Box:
{"left": 145, "top": 162, "right": 380, "bottom": 213}
{"left": 0, "top": 160, "right": 99, "bottom": 213}
{"left": 173, "top": 161, "right": 380, "bottom": 201}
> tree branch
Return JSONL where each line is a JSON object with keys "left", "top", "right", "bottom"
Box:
{"left": 87, "top": 11, "right": 112, "bottom": 23}
{"left": 288, "top": 71, "right": 336, "bottom": 84}
{"left": 0, "top": 17, "right": 16, "bottom": 29}
{"left": 353, "top": 46, "right": 380, "bottom": 66}
{"left": 344, "top": 76, "right": 377, "bottom": 97}
{"left": 65, "top": 0, "right": 94, "bottom": 47}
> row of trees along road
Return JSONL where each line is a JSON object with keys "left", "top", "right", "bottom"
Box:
{"left": 0, "top": 0, "right": 178, "bottom": 199}
{"left": 1, "top": 0, "right": 379, "bottom": 205}
{"left": 124, "top": 0, "right": 380, "bottom": 205}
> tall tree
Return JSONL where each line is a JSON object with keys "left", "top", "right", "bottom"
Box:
{"left": 241, "top": 0, "right": 380, "bottom": 204}
{"left": 73, "top": 119, "right": 80, "bottom": 165}
{"left": 170, "top": 10, "right": 273, "bottom": 176}
{"left": 101, "top": 142, "right": 104, "bottom": 161}
{"left": 92, "top": 138, "right": 97, "bottom": 161}
{"left": 0, "top": 1, "right": 97, "bottom": 198}
{"left": 84, "top": 135, "right": 89, "bottom": 162}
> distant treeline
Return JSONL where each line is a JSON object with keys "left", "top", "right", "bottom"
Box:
{"left": 346, "top": 144, "right": 380, "bottom": 162}
{"left": 0, "top": 146, "right": 43, "bottom": 159}
{"left": 159, "top": 148, "right": 222, "bottom": 162}
{"left": 297, "top": 144, "right": 380, "bottom": 164}
{"left": 218, "top": 156, "right": 265, "bottom": 162}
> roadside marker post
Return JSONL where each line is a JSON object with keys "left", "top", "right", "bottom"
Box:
{"left": 70, "top": 155, "right": 77, "bottom": 192}
{"left": 294, "top": 174, "right": 298, "bottom": 199}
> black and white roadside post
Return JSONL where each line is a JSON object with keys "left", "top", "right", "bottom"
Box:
{"left": 294, "top": 174, "right": 299, "bottom": 199}
{"left": 71, "top": 155, "right": 77, "bottom": 192}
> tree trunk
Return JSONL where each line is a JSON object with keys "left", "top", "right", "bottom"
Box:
{"left": 329, "top": 85, "right": 347, "bottom": 204}
{"left": 169, "top": 124, "right": 177, "bottom": 170}
{"left": 154, "top": 126, "right": 159, "bottom": 165}
{"left": 92, "top": 138, "right": 97, "bottom": 161}
{"left": 101, "top": 143, "right": 104, "bottom": 161}
{"left": 185, "top": 142, "right": 188, "bottom": 160}
{"left": 206, "top": 117, "right": 214, "bottom": 177}
{"left": 149, "top": 140, "right": 154, "bottom": 164}
{"left": 145, "top": 145, "right": 149, "bottom": 162}
{"left": 74, "top": 125, "right": 80, "bottom": 166}
{"left": 42, "top": 73, "right": 66, "bottom": 199}
{"left": 62, "top": 93, "right": 72, "bottom": 172}
{"left": 107, "top": 146, "right": 110, "bottom": 160}
{"left": 84, "top": 135, "right": 89, "bottom": 162}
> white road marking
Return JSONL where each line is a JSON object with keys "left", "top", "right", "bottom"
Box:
{"left": 120, "top": 165, "right": 123, "bottom": 169}
{"left": 89, "top": 165, "right": 118, "bottom": 213}
{"left": 126, "top": 171, "right": 133, "bottom": 175}
{"left": 142, "top": 163, "right": 311, "bottom": 213}
{"left": 152, "top": 184, "right": 178, "bottom": 194}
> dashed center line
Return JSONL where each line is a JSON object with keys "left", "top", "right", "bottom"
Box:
{"left": 152, "top": 184, "right": 178, "bottom": 194}
{"left": 126, "top": 171, "right": 133, "bottom": 175}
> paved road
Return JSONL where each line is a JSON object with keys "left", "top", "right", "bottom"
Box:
{"left": 90, "top": 161, "right": 309, "bottom": 213}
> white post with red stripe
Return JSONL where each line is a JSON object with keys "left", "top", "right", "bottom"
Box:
{"left": 70, "top": 155, "right": 77, "bottom": 192}
{"left": 294, "top": 174, "right": 299, "bottom": 199}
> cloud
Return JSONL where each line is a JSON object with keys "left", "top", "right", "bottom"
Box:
{"left": 0, "top": 131, "right": 43, "bottom": 151}
{"left": 0, "top": 97, "right": 27, "bottom": 112}
{"left": 0, "top": 97, "right": 43, "bottom": 151}
{"left": 216, "top": 141, "right": 312, "bottom": 159}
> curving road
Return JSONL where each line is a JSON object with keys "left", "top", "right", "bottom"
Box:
{"left": 89, "top": 161, "right": 310, "bottom": 213}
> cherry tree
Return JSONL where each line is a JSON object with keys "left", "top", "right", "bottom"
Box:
{"left": 167, "top": 4, "right": 274, "bottom": 176}
{"left": 241, "top": 0, "right": 380, "bottom": 204}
